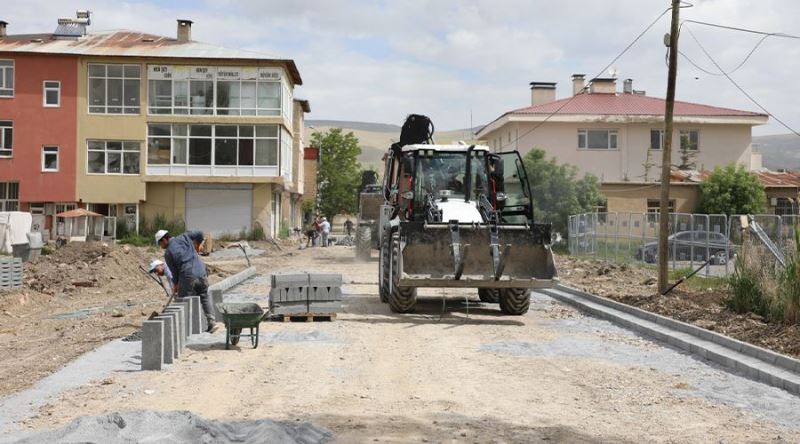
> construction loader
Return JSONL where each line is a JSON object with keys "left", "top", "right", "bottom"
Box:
{"left": 378, "top": 115, "right": 557, "bottom": 315}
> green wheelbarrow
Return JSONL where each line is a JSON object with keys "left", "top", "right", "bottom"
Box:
{"left": 215, "top": 303, "right": 266, "bottom": 349}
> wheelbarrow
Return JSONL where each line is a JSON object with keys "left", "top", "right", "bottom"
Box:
{"left": 215, "top": 303, "right": 266, "bottom": 349}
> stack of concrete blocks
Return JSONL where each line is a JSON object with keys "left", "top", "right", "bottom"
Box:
{"left": 269, "top": 272, "right": 343, "bottom": 315}
{"left": 0, "top": 257, "right": 22, "bottom": 289}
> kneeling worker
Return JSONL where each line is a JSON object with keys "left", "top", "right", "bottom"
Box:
{"left": 148, "top": 259, "right": 174, "bottom": 293}
{"left": 156, "top": 229, "right": 222, "bottom": 333}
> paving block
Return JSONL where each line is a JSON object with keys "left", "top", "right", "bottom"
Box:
{"left": 271, "top": 272, "right": 309, "bottom": 287}
{"left": 310, "top": 286, "right": 343, "bottom": 301}
{"left": 141, "top": 320, "right": 164, "bottom": 371}
{"left": 164, "top": 306, "right": 185, "bottom": 351}
{"left": 173, "top": 301, "right": 191, "bottom": 339}
{"left": 269, "top": 286, "right": 308, "bottom": 303}
{"left": 211, "top": 289, "right": 224, "bottom": 320}
{"left": 158, "top": 312, "right": 180, "bottom": 359}
{"left": 270, "top": 301, "right": 309, "bottom": 315}
{"left": 152, "top": 315, "right": 175, "bottom": 364}
{"left": 308, "top": 300, "right": 342, "bottom": 314}
{"left": 308, "top": 273, "right": 342, "bottom": 287}
{"left": 182, "top": 296, "right": 203, "bottom": 335}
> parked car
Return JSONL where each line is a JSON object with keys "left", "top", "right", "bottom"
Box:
{"left": 635, "top": 231, "right": 734, "bottom": 265}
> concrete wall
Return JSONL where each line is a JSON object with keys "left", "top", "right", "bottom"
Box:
{"left": 483, "top": 121, "right": 754, "bottom": 183}
{"left": 0, "top": 53, "right": 78, "bottom": 203}
{"left": 602, "top": 183, "right": 700, "bottom": 214}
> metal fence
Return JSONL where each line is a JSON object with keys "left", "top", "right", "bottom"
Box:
{"left": 568, "top": 212, "right": 799, "bottom": 277}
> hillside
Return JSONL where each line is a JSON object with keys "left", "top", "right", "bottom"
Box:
{"left": 753, "top": 133, "right": 800, "bottom": 171}
{"left": 305, "top": 120, "right": 483, "bottom": 169}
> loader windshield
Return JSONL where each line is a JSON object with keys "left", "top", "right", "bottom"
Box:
{"left": 413, "top": 150, "right": 487, "bottom": 208}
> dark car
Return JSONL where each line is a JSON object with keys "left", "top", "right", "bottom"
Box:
{"left": 635, "top": 231, "right": 734, "bottom": 265}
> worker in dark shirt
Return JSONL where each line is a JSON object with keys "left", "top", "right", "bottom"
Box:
{"left": 156, "top": 229, "right": 221, "bottom": 333}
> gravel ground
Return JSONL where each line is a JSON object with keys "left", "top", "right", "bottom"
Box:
{"left": 7, "top": 246, "right": 800, "bottom": 442}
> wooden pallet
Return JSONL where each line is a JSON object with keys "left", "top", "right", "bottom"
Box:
{"left": 268, "top": 313, "right": 337, "bottom": 322}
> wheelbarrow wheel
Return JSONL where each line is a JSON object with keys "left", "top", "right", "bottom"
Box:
{"left": 230, "top": 328, "right": 242, "bottom": 346}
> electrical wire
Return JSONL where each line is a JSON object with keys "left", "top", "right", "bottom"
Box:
{"left": 683, "top": 19, "right": 800, "bottom": 40}
{"left": 678, "top": 33, "right": 770, "bottom": 76}
{"left": 493, "top": 6, "right": 672, "bottom": 151}
{"left": 683, "top": 24, "right": 800, "bottom": 137}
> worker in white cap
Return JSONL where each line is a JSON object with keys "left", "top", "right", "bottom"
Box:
{"left": 147, "top": 259, "right": 174, "bottom": 286}
{"left": 158, "top": 228, "right": 222, "bottom": 333}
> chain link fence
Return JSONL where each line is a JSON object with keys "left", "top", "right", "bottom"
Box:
{"left": 568, "top": 212, "right": 798, "bottom": 277}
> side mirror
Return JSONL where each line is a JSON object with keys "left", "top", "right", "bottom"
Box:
{"left": 488, "top": 154, "right": 504, "bottom": 177}
{"left": 496, "top": 192, "right": 507, "bottom": 202}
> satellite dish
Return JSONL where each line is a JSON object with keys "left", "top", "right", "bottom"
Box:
{"left": 608, "top": 66, "right": 619, "bottom": 78}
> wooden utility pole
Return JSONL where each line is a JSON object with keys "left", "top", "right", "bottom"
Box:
{"left": 658, "top": 0, "right": 681, "bottom": 293}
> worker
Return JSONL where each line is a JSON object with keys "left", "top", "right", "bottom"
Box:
{"left": 187, "top": 230, "right": 205, "bottom": 254}
{"left": 156, "top": 229, "right": 222, "bottom": 333}
{"left": 147, "top": 259, "right": 173, "bottom": 286}
{"left": 344, "top": 218, "right": 354, "bottom": 238}
{"left": 320, "top": 217, "right": 331, "bottom": 247}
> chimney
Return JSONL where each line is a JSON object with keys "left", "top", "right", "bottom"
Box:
{"left": 571, "top": 74, "right": 586, "bottom": 96}
{"left": 177, "top": 19, "right": 193, "bottom": 42}
{"left": 0, "top": 21, "right": 7, "bottom": 38}
{"left": 623, "top": 78, "right": 633, "bottom": 94}
{"left": 589, "top": 77, "right": 617, "bottom": 94}
{"left": 529, "top": 82, "right": 556, "bottom": 106}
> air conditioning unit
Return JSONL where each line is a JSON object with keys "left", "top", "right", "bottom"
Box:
{"left": 770, "top": 197, "right": 778, "bottom": 206}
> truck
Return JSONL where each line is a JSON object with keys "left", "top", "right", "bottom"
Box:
{"left": 377, "top": 116, "right": 557, "bottom": 315}
{"left": 355, "top": 183, "right": 383, "bottom": 260}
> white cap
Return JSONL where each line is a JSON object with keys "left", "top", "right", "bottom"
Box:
{"left": 155, "top": 229, "right": 169, "bottom": 244}
{"left": 148, "top": 259, "right": 164, "bottom": 273}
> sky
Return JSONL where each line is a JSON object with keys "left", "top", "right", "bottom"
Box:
{"left": 3, "top": 0, "right": 800, "bottom": 135}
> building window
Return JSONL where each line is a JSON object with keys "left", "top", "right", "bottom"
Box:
{"left": 578, "top": 129, "right": 618, "bottom": 149}
{"left": 646, "top": 199, "right": 675, "bottom": 222}
{"left": 147, "top": 123, "right": 279, "bottom": 167}
{"left": 0, "top": 182, "right": 19, "bottom": 211}
{"left": 680, "top": 129, "right": 699, "bottom": 151}
{"left": 147, "top": 65, "right": 282, "bottom": 116}
{"left": 775, "top": 198, "right": 796, "bottom": 216}
{"left": 0, "top": 60, "right": 13, "bottom": 97}
{"left": 88, "top": 64, "right": 141, "bottom": 114}
{"left": 0, "top": 121, "right": 11, "bottom": 157}
{"left": 43, "top": 81, "right": 60, "bottom": 107}
{"left": 650, "top": 129, "right": 664, "bottom": 150}
{"left": 87, "top": 140, "right": 141, "bottom": 174}
{"left": 42, "top": 146, "right": 59, "bottom": 172}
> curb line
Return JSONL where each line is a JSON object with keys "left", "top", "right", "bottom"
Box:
{"left": 541, "top": 285, "right": 800, "bottom": 396}
{"left": 209, "top": 266, "right": 257, "bottom": 293}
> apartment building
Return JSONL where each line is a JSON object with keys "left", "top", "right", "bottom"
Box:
{"left": 477, "top": 75, "right": 768, "bottom": 213}
{"left": 0, "top": 13, "right": 308, "bottom": 238}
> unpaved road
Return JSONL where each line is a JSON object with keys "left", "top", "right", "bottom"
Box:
{"left": 12, "top": 247, "right": 800, "bottom": 442}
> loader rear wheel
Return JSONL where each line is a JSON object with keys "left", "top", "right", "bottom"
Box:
{"left": 379, "top": 236, "right": 389, "bottom": 303}
{"left": 388, "top": 234, "right": 417, "bottom": 313}
{"left": 478, "top": 288, "right": 500, "bottom": 303}
{"left": 499, "top": 288, "right": 530, "bottom": 315}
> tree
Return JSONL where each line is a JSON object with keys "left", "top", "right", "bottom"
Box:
{"left": 699, "top": 163, "right": 766, "bottom": 215}
{"left": 311, "top": 128, "right": 362, "bottom": 218}
{"left": 522, "top": 149, "right": 605, "bottom": 237}
{"left": 676, "top": 133, "right": 698, "bottom": 170}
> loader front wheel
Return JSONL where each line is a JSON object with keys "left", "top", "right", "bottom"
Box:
{"left": 499, "top": 288, "right": 530, "bottom": 315}
{"left": 478, "top": 288, "right": 499, "bottom": 303}
{"left": 388, "top": 234, "right": 417, "bottom": 313}
{"left": 379, "top": 236, "right": 389, "bottom": 303}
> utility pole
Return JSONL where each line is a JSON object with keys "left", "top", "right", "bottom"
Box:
{"left": 658, "top": 0, "right": 681, "bottom": 293}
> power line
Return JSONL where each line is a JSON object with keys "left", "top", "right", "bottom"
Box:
{"left": 493, "top": 7, "right": 672, "bottom": 151}
{"left": 684, "top": 24, "right": 800, "bottom": 137}
{"left": 678, "top": 31, "right": 770, "bottom": 76}
{"left": 683, "top": 19, "right": 800, "bottom": 40}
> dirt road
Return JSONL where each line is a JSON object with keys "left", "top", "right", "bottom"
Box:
{"left": 15, "top": 247, "right": 800, "bottom": 442}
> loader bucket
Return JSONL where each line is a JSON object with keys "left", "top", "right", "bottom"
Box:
{"left": 398, "top": 222, "right": 557, "bottom": 289}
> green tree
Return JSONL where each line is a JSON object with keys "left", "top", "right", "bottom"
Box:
{"left": 699, "top": 163, "right": 766, "bottom": 215}
{"left": 312, "top": 128, "right": 362, "bottom": 217}
{"left": 523, "top": 149, "right": 605, "bottom": 236}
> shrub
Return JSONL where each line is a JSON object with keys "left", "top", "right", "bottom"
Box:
{"left": 699, "top": 164, "right": 767, "bottom": 215}
{"left": 278, "top": 220, "right": 291, "bottom": 240}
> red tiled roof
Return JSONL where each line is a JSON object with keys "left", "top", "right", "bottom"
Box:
{"left": 509, "top": 93, "right": 765, "bottom": 117}
{"left": 670, "top": 169, "right": 800, "bottom": 187}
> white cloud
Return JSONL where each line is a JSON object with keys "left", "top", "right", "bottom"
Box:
{"left": 2, "top": 0, "right": 799, "bottom": 135}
